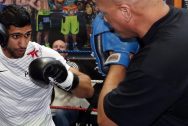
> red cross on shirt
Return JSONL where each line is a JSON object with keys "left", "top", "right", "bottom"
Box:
{"left": 27, "top": 49, "right": 39, "bottom": 58}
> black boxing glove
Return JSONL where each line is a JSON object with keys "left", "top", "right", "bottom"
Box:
{"left": 28, "top": 57, "right": 79, "bottom": 91}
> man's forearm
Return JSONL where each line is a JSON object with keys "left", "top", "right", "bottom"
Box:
{"left": 69, "top": 67, "right": 94, "bottom": 98}
{"left": 97, "top": 65, "right": 126, "bottom": 126}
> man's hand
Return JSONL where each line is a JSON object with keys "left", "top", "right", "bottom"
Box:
{"left": 29, "top": 57, "right": 79, "bottom": 91}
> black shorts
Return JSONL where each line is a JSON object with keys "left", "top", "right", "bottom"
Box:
{"left": 36, "top": 14, "right": 51, "bottom": 32}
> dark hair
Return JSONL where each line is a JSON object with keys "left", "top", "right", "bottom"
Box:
{"left": 0, "top": 4, "right": 31, "bottom": 29}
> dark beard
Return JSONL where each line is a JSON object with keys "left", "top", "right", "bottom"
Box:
{"left": 6, "top": 47, "right": 25, "bottom": 58}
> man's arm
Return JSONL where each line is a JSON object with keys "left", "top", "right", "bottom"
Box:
{"left": 28, "top": 0, "right": 40, "bottom": 10}
{"left": 15, "top": 0, "right": 28, "bottom": 5}
{"left": 28, "top": 57, "right": 94, "bottom": 99}
{"left": 69, "top": 67, "right": 94, "bottom": 98}
{"left": 97, "top": 65, "right": 126, "bottom": 126}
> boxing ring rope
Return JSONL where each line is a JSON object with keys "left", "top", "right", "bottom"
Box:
{"left": 50, "top": 79, "right": 102, "bottom": 114}
{"left": 50, "top": 79, "right": 102, "bottom": 117}
{"left": 91, "top": 80, "right": 103, "bottom": 83}
{"left": 57, "top": 50, "right": 95, "bottom": 60}
{"left": 50, "top": 106, "right": 97, "bottom": 112}
{"left": 57, "top": 50, "right": 92, "bottom": 53}
{"left": 50, "top": 80, "right": 103, "bottom": 112}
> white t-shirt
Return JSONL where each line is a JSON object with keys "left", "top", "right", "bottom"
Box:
{"left": 0, "top": 42, "right": 70, "bottom": 126}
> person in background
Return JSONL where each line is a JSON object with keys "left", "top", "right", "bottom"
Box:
{"left": 15, "top": 0, "right": 41, "bottom": 10}
{"left": 85, "top": 1, "right": 96, "bottom": 46}
{"left": 50, "top": 39, "right": 90, "bottom": 126}
{"left": 61, "top": 0, "right": 79, "bottom": 50}
{"left": 15, "top": 0, "right": 34, "bottom": 14}
{"left": 95, "top": 0, "right": 188, "bottom": 125}
{"left": 28, "top": 0, "right": 40, "bottom": 10}
{"left": 49, "top": 0, "right": 63, "bottom": 11}
{"left": 0, "top": 5, "right": 93, "bottom": 125}
{"left": 1, "top": 0, "right": 12, "bottom": 5}
{"left": 51, "top": 39, "right": 79, "bottom": 70}
{"left": 76, "top": 0, "right": 88, "bottom": 48}
{"left": 51, "top": 39, "right": 68, "bottom": 57}
{"left": 0, "top": 0, "right": 40, "bottom": 10}
{"left": 36, "top": 0, "right": 51, "bottom": 46}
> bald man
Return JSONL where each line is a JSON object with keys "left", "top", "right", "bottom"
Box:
{"left": 52, "top": 39, "right": 68, "bottom": 57}
{"left": 95, "top": 0, "right": 188, "bottom": 126}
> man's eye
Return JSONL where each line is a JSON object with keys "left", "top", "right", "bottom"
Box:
{"left": 25, "top": 33, "right": 31, "bottom": 38}
{"left": 11, "top": 34, "right": 21, "bottom": 39}
{"left": 9, "top": 31, "right": 32, "bottom": 39}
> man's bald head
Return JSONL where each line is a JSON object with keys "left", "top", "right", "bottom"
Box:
{"left": 96, "top": 0, "right": 169, "bottom": 38}
{"left": 111, "top": 0, "right": 163, "bottom": 11}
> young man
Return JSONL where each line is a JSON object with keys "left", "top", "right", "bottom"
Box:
{"left": 0, "top": 5, "right": 94, "bottom": 126}
{"left": 95, "top": 0, "right": 188, "bottom": 126}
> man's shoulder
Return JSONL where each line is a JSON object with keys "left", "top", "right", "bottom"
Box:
{"left": 29, "top": 41, "right": 41, "bottom": 46}
{"left": 29, "top": 41, "right": 52, "bottom": 52}
{"left": 26, "top": 41, "right": 53, "bottom": 58}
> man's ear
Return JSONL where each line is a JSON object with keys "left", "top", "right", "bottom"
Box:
{"left": 120, "top": 4, "right": 132, "bottom": 22}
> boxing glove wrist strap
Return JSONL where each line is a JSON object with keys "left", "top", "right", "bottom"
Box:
{"left": 57, "top": 71, "right": 79, "bottom": 91}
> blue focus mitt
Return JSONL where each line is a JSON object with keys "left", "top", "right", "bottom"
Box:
{"left": 90, "top": 13, "right": 140, "bottom": 76}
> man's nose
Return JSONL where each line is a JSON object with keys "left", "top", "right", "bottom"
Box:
{"left": 18, "top": 37, "right": 28, "bottom": 48}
